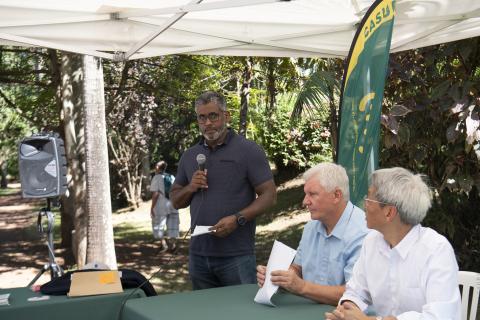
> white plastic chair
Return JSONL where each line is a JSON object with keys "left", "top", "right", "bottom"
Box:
{"left": 458, "top": 271, "right": 480, "bottom": 320}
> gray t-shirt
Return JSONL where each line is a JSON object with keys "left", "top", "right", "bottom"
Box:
{"left": 175, "top": 129, "right": 273, "bottom": 256}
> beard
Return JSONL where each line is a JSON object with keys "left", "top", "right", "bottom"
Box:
{"left": 202, "top": 123, "right": 227, "bottom": 142}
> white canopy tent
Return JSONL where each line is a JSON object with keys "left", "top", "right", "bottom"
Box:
{"left": 0, "top": 0, "right": 479, "bottom": 61}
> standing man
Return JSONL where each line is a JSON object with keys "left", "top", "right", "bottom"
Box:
{"left": 150, "top": 161, "right": 180, "bottom": 252}
{"left": 257, "top": 163, "right": 368, "bottom": 305}
{"left": 170, "top": 91, "right": 277, "bottom": 290}
{"left": 326, "top": 167, "right": 461, "bottom": 320}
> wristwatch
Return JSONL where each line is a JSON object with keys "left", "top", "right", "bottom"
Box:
{"left": 235, "top": 212, "right": 247, "bottom": 226}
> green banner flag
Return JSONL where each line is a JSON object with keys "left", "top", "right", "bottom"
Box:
{"left": 337, "top": 0, "right": 395, "bottom": 207}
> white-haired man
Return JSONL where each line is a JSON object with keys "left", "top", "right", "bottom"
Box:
{"left": 326, "top": 167, "right": 461, "bottom": 320}
{"left": 257, "top": 163, "right": 368, "bottom": 305}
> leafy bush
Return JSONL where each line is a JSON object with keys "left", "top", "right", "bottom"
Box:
{"left": 382, "top": 38, "right": 480, "bottom": 271}
{"left": 253, "top": 98, "right": 332, "bottom": 170}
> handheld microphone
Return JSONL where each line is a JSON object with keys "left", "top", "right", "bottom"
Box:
{"left": 190, "top": 153, "right": 207, "bottom": 233}
{"left": 196, "top": 154, "right": 206, "bottom": 171}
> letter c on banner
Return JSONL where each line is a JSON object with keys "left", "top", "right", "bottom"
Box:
{"left": 359, "top": 92, "right": 376, "bottom": 112}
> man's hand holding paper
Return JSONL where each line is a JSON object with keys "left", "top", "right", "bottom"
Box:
{"left": 209, "top": 215, "right": 237, "bottom": 238}
{"left": 257, "top": 264, "right": 305, "bottom": 296}
{"left": 254, "top": 240, "right": 296, "bottom": 306}
{"left": 269, "top": 266, "right": 305, "bottom": 295}
{"left": 191, "top": 225, "right": 215, "bottom": 237}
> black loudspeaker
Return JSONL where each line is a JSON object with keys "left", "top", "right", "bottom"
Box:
{"left": 18, "top": 133, "right": 68, "bottom": 198}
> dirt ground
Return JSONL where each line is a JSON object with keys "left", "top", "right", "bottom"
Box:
{"left": 0, "top": 180, "right": 309, "bottom": 291}
{"left": 0, "top": 185, "right": 193, "bottom": 290}
{"left": 0, "top": 188, "right": 52, "bottom": 288}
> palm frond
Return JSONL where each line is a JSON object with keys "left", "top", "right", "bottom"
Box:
{"left": 291, "top": 70, "right": 340, "bottom": 121}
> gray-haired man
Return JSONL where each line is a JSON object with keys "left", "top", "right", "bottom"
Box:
{"left": 326, "top": 167, "right": 461, "bottom": 320}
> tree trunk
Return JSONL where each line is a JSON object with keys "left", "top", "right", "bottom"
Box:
{"left": 60, "top": 53, "right": 88, "bottom": 268}
{"left": 107, "top": 133, "right": 142, "bottom": 208}
{"left": 49, "top": 49, "right": 74, "bottom": 256}
{"left": 0, "top": 161, "right": 7, "bottom": 188}
{"left": 266, "top": 58, "right": 276, "bottom": 117}
{"left": 141, "top": 152, "right": 151, "bottom": 201}
{"left": 328, "top": 83, "right": 338, "bottom": 160}
{"left": 239, "top": 57, "right": 253, "bottom": 137}
{"left": 82, "top": 55, "right": 117, "bottom": 269}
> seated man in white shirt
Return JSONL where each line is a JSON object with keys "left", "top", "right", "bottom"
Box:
{"left": 257, "top": 163, "right": 368, "bottom": 305}
{"left": 325, "top": 167, "right": 461, "bottom": 320}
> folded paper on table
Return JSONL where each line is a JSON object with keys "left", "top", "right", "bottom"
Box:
{"left": 0, "top": 293, "right": 10, "bottom": 306}
{"left": 254, "top": 240, "right": 296, "bottom": 306}
{"left": 68, "top": 270, "right": 123, "bottom": 297}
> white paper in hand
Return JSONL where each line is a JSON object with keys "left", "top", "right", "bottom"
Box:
{"left": 254, "top": 240, "right": 296, "bottom": 306}
{"left": 191, "top": 225, "right": 215, "bottom": 237}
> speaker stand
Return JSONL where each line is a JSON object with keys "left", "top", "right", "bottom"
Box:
{"left": 28, "top": 199, "right": 64, "bottom": 287}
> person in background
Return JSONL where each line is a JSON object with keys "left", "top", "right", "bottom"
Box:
{"left": 257, "top": 162, "right": 368, "bottom": 305}
{"left": 170, "top": 90, "right": 277, "bottom": 290}
{"left": 150, "top": 160, "right": 180, "bottom": 252}
{"left": 325, "top": 167, "right": 461, "bottom": 320}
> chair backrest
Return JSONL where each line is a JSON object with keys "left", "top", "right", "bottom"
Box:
{"left": 458, "top": 271, "right": 480, "bottom": 320}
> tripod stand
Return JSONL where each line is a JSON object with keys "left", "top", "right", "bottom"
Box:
{"left": 28, "top": 198, "right": 64, "bottom": 287}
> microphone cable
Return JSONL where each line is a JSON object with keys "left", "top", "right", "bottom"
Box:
{"left": 116, "top": 182, "right": 205, "bottom": 320}
{"left": 116, "top": 229, "right": 191, "bottom": 320}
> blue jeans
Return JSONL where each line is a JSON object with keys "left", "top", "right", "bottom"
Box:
{"left": 189, "top": 253, "right": 256, "bottom": 290}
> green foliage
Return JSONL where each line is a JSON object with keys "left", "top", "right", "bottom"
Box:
{"left": 291, "top": 58, "right": 341, "bottom": 120}
{"left": 290, "top": 58, "right": 344, "bottom": 159}
{"left": 208, "top": 57, "right": 335, "bottom": 172}
{"left": 0, "top": 48, "right": 59, "bottom": 131}
{"left": 382, "top": 37, "right": 480, "bottom": 271}
{"left": 103, "top": 55, "right": 222, "bottom": 206}
{"left": 255, "top": 96, "right": 333, "bottom": 169}
{"left": 0, "top": 105, "right": 32, "bottom": 178}
{"left": 0, "top": 48, "right": 58, "bottom": 181}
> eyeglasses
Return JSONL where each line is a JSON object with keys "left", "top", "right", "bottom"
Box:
{"left": 363, "top": 196, "right": 394, "bottom": 206}
{"left": 197, "top": 112, "right": 221, "bottom": 123}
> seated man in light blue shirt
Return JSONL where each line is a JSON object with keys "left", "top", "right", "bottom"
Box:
{"left": 257, "top": 163, "right": 368, "bottom": 305}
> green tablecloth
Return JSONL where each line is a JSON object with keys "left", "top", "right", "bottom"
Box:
{"left": 0, "top": 286, "right": 145, "bottom": 320}
{"left": 123, "top": 284, "right": 334, "bottom": 320}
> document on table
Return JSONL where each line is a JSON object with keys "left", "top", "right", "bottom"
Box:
{"left": 68, "top": 270, "right": 123, "bottom": 297}
{"left": 191, "top": 225, "right": 215, "bottom": 237}
{"left": 0, "top": 293, "right": 10, "bottom": 306}
{"left": 254, "top": 240, "right": 296, "bottom": 307}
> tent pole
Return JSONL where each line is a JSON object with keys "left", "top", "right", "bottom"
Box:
{"left": 123, "top": 0, "right": 204, "bottom": 60}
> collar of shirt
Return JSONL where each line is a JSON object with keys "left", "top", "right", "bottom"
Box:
{"left": 379, "top": 224, "right": 421, "bottom": 260}
{"left": 199, "top": 128, "right": 235, "bottom": 148}
{"left": 315, "top": 201, "right": 354, "bottom": 240}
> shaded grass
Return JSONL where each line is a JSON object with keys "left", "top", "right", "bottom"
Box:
{"left": 256, "top": 222, "right": 305, "bottom": 265}
{"left": 258, "top": 184, "right": 305, "bottom": 226}
{"left": 114, "top": 222, "right": 151, "bottom": 241}
{"left": 23, "top": 206, "right": 62, "bottom": 242}
{"left": 0, "top": 187, "right": 18, "bottom": 196}
{"left": 0, "top": 184, "right": 61, "bottom": 240}
{"left": 113, "top": 225, "right": 193, "bottom": 294}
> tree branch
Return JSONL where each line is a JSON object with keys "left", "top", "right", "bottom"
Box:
{"left": 0, "top": 88, "right": 15, "bottom": 108}
{"left": 0, "top": 77, "right": 49, "bottom": 87}
{"left": 116, "top": 61, "right": 133, "bottom": 97}
{"left": 0, "top": 88, "right": 38, "bottom": 126}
